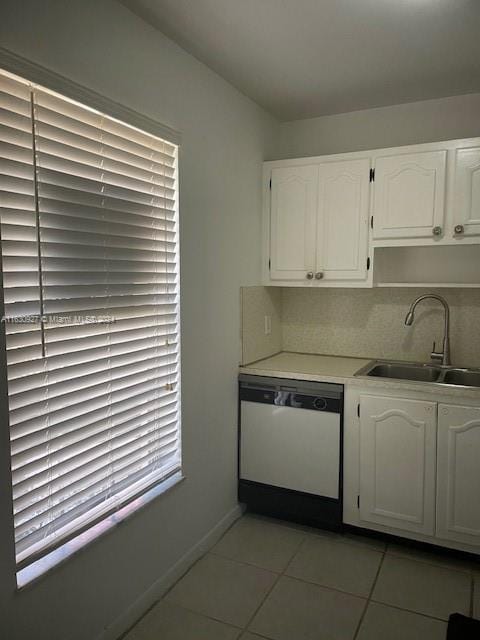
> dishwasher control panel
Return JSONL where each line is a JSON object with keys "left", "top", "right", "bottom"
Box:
{"left": 239, "top": 375, "right": 342, "bottom": 413}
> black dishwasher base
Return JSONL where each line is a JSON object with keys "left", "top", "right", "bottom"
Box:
{"left": 238, "top": 479, "right": 343, "bottom": 532}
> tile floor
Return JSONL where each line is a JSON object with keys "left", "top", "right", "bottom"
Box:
{"left": 124, "top": 514, "right": 480, "bottom": 640}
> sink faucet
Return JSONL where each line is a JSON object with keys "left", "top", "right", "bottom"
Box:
{"left": 404, "top": 294, "right": 451, "bottom": 366}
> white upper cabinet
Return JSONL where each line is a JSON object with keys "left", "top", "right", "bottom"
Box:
{"left": 265, "top": 157, "right": 371, "bottom": 286}
{"left": 269, "top": 165, "right": 317, "bottom": 281}
{"left": 359, "top": 395, "right": 437, "bottom": 535}
{"left": 452, "top": 147, "right": 480, "bottom": 238}
{"left": 263, "top": 137, "right": 480, "bottom": 287}
{"left": 372, "top": 150, "right": 447, "bottom": 241}
{"left": 316, "top": 159, "right": 370, "bottom": 281}
{"left": 437, "top": 404, "right": 480, "bottom": 546}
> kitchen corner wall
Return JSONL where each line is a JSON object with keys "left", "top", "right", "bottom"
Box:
{"left": 253, "top": 91, "right": 480, "bottom": 369}
{"left": 277, "top": 92, "right": 480, "bottom": 158}
{"left": 241, "top": 286, "right": 282, "bottom": 364}
{"left": 241, "top": 287, "right": 480, "bottom": 369}
{"left": 0, "top": 2, "right": 278, "bottom": 639}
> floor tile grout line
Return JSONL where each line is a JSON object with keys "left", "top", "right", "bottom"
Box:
{"left": 247, "top": 513, "right": 387, "bottom": 553}
{"left": 156, "top": 600, "right": 245, "bottom": 633}
{"left": 279, "top": 530, "right": 385, "bottom": 601}
{"left": 208, "top": 549, "right": 283, "bottom": 575}
{"left": 116, "top": 599, "right": 160, "bottom": 640}
{"left": 242, "top": 531, "right": 308, "bottom": 633}
{"left": 385, "top": 547, "right": 476, "bottom": 575}
{"left": 368, "top": 598, "right": 455, "bottom": 624}
{"left": 233, "top": 518, "right": 477, "bottom": 630}
{"left": 118, "top": 549, "right": 223, "bottom": 638}
{"left": 119, "top": 514, "right": 247, "bottom": 639}
{"left": 214, "top": 521, "right": 465, "bottom": 624}
{"left": 352, "top": 548, "right": 386, "bottom": 640}
{"left": 277, "top": 572, "right": 375, "bottom": 601}
{"left": 282, "top": 533, "right": 310, "bottom": 576}
{"left": 123, "top": 514, "right": 477, "bottom": 639}
{"left": 164, "top": 550, "right": 283, "bottom": 631}
{"left": 240, "top": 565, "right": 282, "bottom": 633}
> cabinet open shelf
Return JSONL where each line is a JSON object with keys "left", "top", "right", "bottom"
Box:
{"left": 373, "top": 245, "right": 480, "bottom": 288}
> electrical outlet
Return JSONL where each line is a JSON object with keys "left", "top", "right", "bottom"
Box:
{"left": 264, "top": 315, "right": 272, "bottom": 335}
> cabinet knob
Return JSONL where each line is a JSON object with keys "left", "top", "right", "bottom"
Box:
{"left": 432, "top": 226, "right": 442, "bottom": 236}
{"left": 315, "top": 272, "right": 324, "bottom": 280}
{"left": 306, "top": 271, "right": 314, "bottom": 280}
{"left": 454, "top": 224, "right": 465, "bottom": 235}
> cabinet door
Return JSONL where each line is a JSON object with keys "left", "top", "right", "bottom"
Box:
{"left": 270, "top": 165, "right": 317, "bottom": 281}
{"left": 373, "top": 150, "right": 447, "bottom": 240}
{"left": 453, "top": 147, "right": 480, "bottom": 238}
{"left": 436, "top": 404, "right": 480, "bottom": 546}
{"left": 316, "top": 159, "right": 370, "bottom": 281}
{"left": 359, "top": 395, "right": 437, "bottom": 535}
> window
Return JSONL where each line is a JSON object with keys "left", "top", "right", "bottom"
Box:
{"left": 0, "top": 68, "right": 181, "bottom": 574}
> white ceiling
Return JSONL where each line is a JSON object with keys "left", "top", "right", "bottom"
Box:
{"left": 119, "top": 0, "right": 480, "bottom": 121}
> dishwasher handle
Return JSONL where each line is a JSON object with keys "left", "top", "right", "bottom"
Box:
{"left": 240, "top": 387, "right": 275, "bottom": 404}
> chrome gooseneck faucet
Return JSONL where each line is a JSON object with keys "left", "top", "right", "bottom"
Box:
{"left": 404, "top": 294, "right": 451, "bottom": 366}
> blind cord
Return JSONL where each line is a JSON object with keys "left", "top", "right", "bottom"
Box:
{"left": 29, "top": 88, "right": 46, "bottom": 358}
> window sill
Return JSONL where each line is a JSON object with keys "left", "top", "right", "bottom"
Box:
{"left": 16, "top": 471, "right": 185, "bottom": 590}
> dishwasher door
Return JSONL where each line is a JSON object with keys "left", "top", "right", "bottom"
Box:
{"left": 240, "top": 399, "right": 340, "bottom": 499}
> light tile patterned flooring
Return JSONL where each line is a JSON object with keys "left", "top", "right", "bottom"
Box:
{"left": 124, "top": 514, "right": 480, "bottom": 640}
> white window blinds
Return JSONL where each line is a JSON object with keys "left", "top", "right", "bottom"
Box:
{"left": 0, "top": 69, "right": 181, "bottom": 569}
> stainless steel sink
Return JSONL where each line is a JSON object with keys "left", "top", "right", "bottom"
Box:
{"left": 442, "top": 369, "right": 480, "bottom": 388}
{"left": 355, "top": 360, "right": 480, "bottom": 389}
{"left": 359, "top": 362, "right": 442, "bottom": 382}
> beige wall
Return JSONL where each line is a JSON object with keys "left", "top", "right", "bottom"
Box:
{"left": 0, "top": 2, "right": 277, "bottom": 640}
{"left": 240, "top": 286, "right": 282, "bottom": 364}
{"left": 241, "top": 287, "right": 480, "bottom": 369}
{"left": 275, "top": 93, "right": 480, "bottom": 159}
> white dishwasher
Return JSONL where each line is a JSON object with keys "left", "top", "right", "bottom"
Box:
{"left": 238, "top": 374, "right": 343, "bottom": 530}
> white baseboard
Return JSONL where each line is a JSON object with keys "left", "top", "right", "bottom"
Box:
{"left": 98, "top": 504, "right": 243, "bottom": 640}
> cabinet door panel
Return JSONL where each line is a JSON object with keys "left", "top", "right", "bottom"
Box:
{"left": 359, "top": 395, "right": 436, "bottom": 535}
{"left": 317, "top": 159, "right": 370, "bottom": 281}
{"left": 437, "top": 404, "right": 480, "bottom": 546}
{"left": 373, "top": 150, "right": 446, "bottom": 240}
{"left": 453, "top": 147, "right": 480, "bottom": 238}
{"left": 270, "top": 165, "right": 317, "bottom": 281}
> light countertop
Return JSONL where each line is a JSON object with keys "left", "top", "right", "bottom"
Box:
{"left": 239, "top": 351, "right": 480, "bottom": 400}
{"left": 240, "top": 352, "right": 369, "bottom": 382}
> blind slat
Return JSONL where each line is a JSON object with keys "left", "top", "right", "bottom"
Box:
{"left": 13, "top": 408, "right": 178, "bottom": 484}
{"left": 0, "top": 68, "right": 180, "bottom": 568}
{"left": 15, "top": 453, "right": 181, "bottom": 565}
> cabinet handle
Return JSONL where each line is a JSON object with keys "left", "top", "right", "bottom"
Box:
{"left": 454, "top": 224, "right": 465, "bottom": 235}
{"left": 315, "top": 272, "right": 324, "bottom": 280}
{"left": 432, "top": 226, "right": 442, "bottom": 236}
{"left": 306, "top": 271, "right": 314, "bottom": 280}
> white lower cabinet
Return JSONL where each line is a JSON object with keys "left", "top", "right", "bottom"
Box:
{"left": 358, "top": 395, "right": 437, "bottom": 535}
{"left": 346, "top": 388, "right": 480, "bottom": 554}
{"left": 436, "top": 403, "right": 480, "bottom": 546}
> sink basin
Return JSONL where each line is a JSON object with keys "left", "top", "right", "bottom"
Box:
{"left": 364, "top": 363, "right": 442, "bottom": 382}
{"left": 355, "top": 360, "right": 480, "bottom": 388}
{"left": 442, "top": 369, "right": 480, "bottom": 388}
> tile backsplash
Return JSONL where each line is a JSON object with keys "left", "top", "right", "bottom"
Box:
{"left": 241, "top": 286, "right": 480, "bottom": 368}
